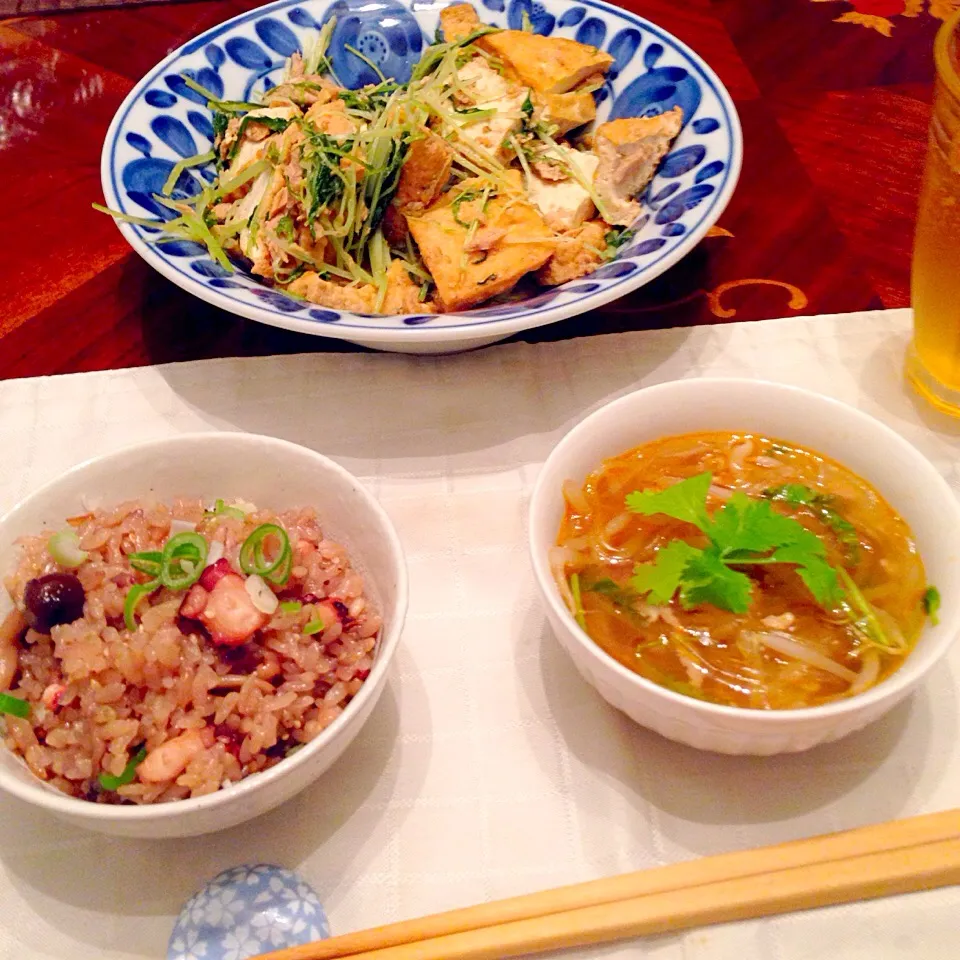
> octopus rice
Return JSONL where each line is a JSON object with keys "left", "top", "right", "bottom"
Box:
{"left": 0, "top": 498, "right": 380, "bottom": 804}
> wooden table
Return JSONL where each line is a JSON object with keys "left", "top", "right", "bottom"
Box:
{"left": 0, "top": 0, "right": 947, "bottom": 377}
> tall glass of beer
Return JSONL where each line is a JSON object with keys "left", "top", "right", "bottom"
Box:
{"left": 906, "top": 10, "right": 960, "bottom": 414}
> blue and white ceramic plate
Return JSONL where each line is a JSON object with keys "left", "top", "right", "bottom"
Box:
{"left": 101, "top": 0, "right": 742, "bottom": 353}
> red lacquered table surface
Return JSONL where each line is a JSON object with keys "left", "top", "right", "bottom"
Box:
{"left": 0, "top": 0, "right": 949, "bottom": 377}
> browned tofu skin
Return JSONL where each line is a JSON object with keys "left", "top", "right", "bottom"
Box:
{"left": 440, "top": 3, "right": 483, "bottom": 42}
{"left": 289, "top": 263, "right": 436, "bottom": 315}
{"left": 535, "top": 90, "right": 597, "bottom": 135}
{"left": 535, "top": 220, "right": 607, "bottom": 286}
{"left": 394, "top": 133, "right": 454, "bottom": 213}
{"left": 479, "top": 32, "right": 613, "bottom": 94}
{"left": 382, "top": 132, "right": 454, "bottom": 246}
{"left": 407, "top": 173, "right": 556, "bottom": 311}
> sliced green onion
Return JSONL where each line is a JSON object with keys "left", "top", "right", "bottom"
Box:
{"left": 0, "top": 692, "right": 30, "bottom": 719}
{"left": 280, "top": 600, "right": 303, "bottom": 614}
{"left": 129, "top": 550, "right": 163, "bottom": 577}
{"left": 48, "top": 530, "right": 89, "bottom": 568}
{"left": 98, "top": 745, "right": 147, "bottom": 790}
{"left": 160, "top": 532, "right": 208, "bottom": 591}
{"left": 205, "top": 498, "right": 248, "bottom": 521}
{"left": 303, "top": 619, "right": 325, "bottom": 635}
{"left": 239, "top": 524, "right": 292, "bottom": 585}
{"left": 124, "top": 580, "right": 160, "bottom": 631}
{"left": 269, "top": 546, "right": 294, "bottom": 586}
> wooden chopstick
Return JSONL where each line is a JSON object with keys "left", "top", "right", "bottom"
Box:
{"left": 252, "top": 808, "right": 960, "bottom": 960}
{"left": 286, "top": 837, "right": 960, "bottom": 960}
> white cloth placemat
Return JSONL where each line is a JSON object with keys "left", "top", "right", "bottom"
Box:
{"left": 1, "top": 308, "right": 957, "bottom": 960}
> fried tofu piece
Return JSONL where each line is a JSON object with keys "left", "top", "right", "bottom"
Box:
{"left": 535, "top": 220, "right": 608, "bottom": 286}
{"left": 394, "top": 133, "right": 454, "bottom": 214}
{"left": 534, "top": 90, "right": 597, "bottom": 135}
{"left": 406, "top": 172, "right": 555, "bottom": 310}
{"left": 288, "top": 265, "right": 437, "bottom": 316}
{"left": 440, "top": 3, "right": 483, "bottom": 42}
{"left": 382, "top": 132, "right": 454, "bottom": 246}
{"left": 288, "top": 273, "right": 378, "bottom": 313}
{"left": 381, "top": 260, "right": 437, "bottom": 314}
{"left": 593, "top": 107, "right": 683, "bottom": 226}
{"left": 478, "top": 32, "right": 613, "bottom": 94}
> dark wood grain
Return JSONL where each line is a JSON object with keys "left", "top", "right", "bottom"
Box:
{"left": 0, "top": 0, "right": 943, "bottom": 377}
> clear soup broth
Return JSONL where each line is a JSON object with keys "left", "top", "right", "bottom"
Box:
{"left": 555, "top": 432, "right": 932, "bottom": 710}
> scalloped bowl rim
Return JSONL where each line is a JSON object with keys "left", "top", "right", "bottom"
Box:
{"left": 0, "top": 433, "right": 408, "bottom": 825}
{"left": 99, "top": 0, "right": 743, "bottom": 345}
{"left": 528, "top": 379, "right": 960, "bottom": 733}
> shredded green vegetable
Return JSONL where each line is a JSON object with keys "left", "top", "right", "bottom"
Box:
{"left": 161, "top": 149, "right": 216, "bottom": 196}
{"left": 303, "top": 619, "right": 325, "bottom": 636}
{"left": 570, "top": 573, "right": 587, "bottom": 631}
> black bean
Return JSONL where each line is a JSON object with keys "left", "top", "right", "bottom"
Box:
{"left": 23, "top": 574, "right": 85, "bottom": 634}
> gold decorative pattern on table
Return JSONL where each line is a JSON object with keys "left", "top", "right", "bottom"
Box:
{"left": 812, "top": 0, "right": 960, "bottom": 35}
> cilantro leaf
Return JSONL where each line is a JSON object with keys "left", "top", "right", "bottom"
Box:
{"left": 630, "top": 541, "right": 701, "bottom": 605}
{"left": 626, "top": 473, "right": 712, "bottom": 533}
{"left": 710, "top": 492, "right": 824, "bottom": 558}
{"left": 622, "top": 471, "right": 848, "bottom": 615}
{"left": 678, "top": 547, "right": 754, "bottom": 613}
{"left": 770, "top": 545, "right": 841, "bottom": 607}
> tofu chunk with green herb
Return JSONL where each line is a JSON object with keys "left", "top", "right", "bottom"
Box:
{"left": 526, "top": 147, "right": 600, "bottom": 232}
{"left": 406, "top": 172, "right": 555, "bottom": 310}
{"left": 593, "top": 107, "right": 683, "bottom": 226}
{"left": 479, "top": 31, "right": 614, "bottom": 94}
